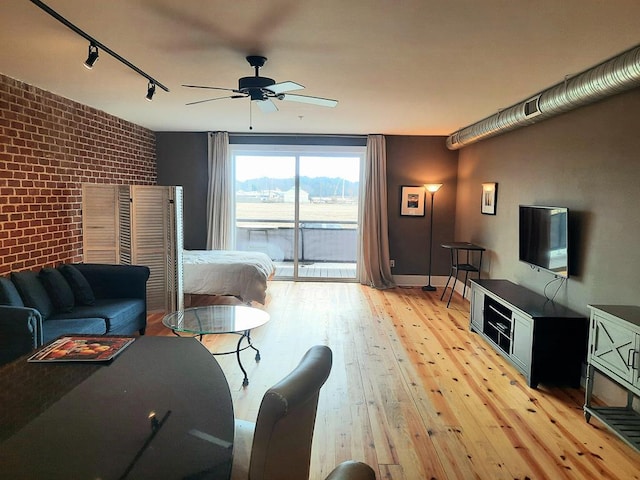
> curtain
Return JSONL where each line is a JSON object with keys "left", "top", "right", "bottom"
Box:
{"left": 206, "top": 131, "right": 232, "bottom": 250}
{"left": 358, "top": 135, "right": 396, "bottom": 289}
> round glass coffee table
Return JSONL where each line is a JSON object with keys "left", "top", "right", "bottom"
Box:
{"left": 162, "top": 305, "right": 270, "bottom": 387}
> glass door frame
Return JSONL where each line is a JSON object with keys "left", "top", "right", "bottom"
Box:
{"left": 231, "top": 143, "right": 364, "bottom": 282}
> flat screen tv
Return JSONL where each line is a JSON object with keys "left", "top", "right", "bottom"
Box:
{"left": 519, "top": 205, "right": 569, "bottom": 278}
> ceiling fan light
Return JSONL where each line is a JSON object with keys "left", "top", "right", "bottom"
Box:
{"left": 84, "top": 43, "right": 99, "bottom": 69}
{"left": 183, "top": 55, "right": 338, "bottom": 110}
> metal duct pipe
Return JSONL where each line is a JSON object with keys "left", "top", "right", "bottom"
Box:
{"left": 446, "top": 44, "right": 640, "bottom": 150}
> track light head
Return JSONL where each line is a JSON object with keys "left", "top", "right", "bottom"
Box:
{"left": 84, "top": 43, "right": 99, "bottom": 69}
{"left": 146, "top": 81, "right": 156, "bottom": 101}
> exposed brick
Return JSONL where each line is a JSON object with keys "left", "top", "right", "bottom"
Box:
{"left": 0, "top": 73, "right": 156, "bottom": 272}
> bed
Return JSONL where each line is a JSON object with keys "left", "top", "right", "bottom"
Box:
{"left": 182, "top": 250, "right": 276, "bottom": 304}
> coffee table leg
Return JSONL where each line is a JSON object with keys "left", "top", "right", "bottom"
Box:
{"left": 246, "top": 330, "right": 261, "bottom": 361}
{"left": 235, "top": 330, "right": 262, "bottom": 387}
{"left": 236, "top": 334, "right": 250, "bottom": 387}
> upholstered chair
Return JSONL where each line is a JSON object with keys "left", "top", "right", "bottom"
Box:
{"left": 231, "top": 345, "right": 333, "bottom": 480}
{"left": 324, "top": 461, "right": 376, "bottom": 480}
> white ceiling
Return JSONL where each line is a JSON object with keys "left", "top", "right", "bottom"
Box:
{"left": 2, "top": 0, "right": 639, "bottom": 136}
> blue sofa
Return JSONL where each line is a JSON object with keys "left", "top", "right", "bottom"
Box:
{"left": 0, "top": 263, "right": 150, "bottom": 364}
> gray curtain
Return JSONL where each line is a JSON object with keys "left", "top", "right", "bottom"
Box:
{"left": 206, "top": 131, "right": 232, "bottom": 250}
{"left": 358, "top": 135, "right": 396, "bottom": 288}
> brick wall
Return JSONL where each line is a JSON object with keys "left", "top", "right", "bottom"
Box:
{"left": 0, "top": 73, "right": 157, "bottom": 275}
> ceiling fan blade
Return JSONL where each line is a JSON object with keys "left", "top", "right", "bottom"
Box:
{"left": 281, "top": 94, "right": 338, "bottom": 108}
{"left": 255, "top": 99, "right": 278, "bottom": 113}
{"left": 182, "top": 84, "right": 240, "bottom": 93}
{"left": 186, "top": 95, "right": 246, "bottom": 106}
{"left": 267, "top": 81, "right": 305, "bottom": 94}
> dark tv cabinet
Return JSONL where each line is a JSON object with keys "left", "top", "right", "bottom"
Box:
{"left": 470, "top": 279, "right": 588, "bottom": 388}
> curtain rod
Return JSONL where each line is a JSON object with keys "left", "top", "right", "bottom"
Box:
{"left": 225, "top": 133, "right": 367, "bottom": 139}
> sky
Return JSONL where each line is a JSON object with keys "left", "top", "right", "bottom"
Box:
{"left": 235, "top": 155, "right": 361, "bottom": 182}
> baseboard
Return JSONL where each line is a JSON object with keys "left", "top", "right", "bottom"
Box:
{"left": 392, "top": 274, "right": 471, "bottom": 300}
{"left": 392, "top": 275, "right": 446, "bottom": 287}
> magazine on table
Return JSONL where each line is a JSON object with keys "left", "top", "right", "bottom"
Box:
{"left": 27, "top": 335, "right": 135, "bottom": 363}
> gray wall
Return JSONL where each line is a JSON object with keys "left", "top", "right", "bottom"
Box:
{"left": 154, "top": 132, "right": 459, "bottom": 278}
{"left": 155, "top": 132, "right": 209, "bottom": 250}
{"left": 154, "top": 87, "right": 640, "bottom": 307}
{"left": 386, "top": 136, "right": 459, "bottom": 277}
{"left": 454, "top": 88, "right": 640, "bottom": 403}
{"left": 454, "top": 88, "right": 640, "bottom": 315}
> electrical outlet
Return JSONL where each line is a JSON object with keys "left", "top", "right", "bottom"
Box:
{"left": 390, "top": 259, "right": 395, "bottom": 268}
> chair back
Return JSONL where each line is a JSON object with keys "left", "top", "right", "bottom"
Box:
{"left": 249, "top": 345, "right": 333, "bottom": 480}
{"left": 325, "top": 461, "right": 376, "bottom": 480}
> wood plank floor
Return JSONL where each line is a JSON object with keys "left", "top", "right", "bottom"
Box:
{"left": 147, "top": 282, "right": 640, "bottom": 479}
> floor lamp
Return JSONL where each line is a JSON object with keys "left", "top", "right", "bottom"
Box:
{"left": 422, "top": 183, "right": 443, "bottom": 291}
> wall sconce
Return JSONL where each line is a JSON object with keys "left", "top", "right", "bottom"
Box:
{"left": 422, "top": 183, "right": 443, "bottom": 292}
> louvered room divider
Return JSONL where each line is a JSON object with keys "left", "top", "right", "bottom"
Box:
{"left": 82, "top": 184, "right": 184, "bottom": 313}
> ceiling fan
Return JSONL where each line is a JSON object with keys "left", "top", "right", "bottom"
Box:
{"left": 182, "top": 55, "right": 338, "bottom": 112}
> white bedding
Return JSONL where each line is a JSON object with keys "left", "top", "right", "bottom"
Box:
{"left": 182, "top": 250, "right": 276, "bottom": 304}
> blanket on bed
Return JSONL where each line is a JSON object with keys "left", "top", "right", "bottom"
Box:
{"left": 182, "top": 250, "right": 276, "bottom": 304}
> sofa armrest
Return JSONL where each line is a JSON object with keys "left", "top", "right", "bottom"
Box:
{"left": 0, "top": 305, "right": 43, "bottom": 364}
{"left": 72, "top": 264, "right": 150, "bottom": 300}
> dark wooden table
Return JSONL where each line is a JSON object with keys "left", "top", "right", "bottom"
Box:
{"left": 0, "top": 336, "right": 234, "bottom": 479}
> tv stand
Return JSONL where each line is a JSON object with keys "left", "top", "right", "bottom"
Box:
{"left": 470, "top": 279, "right": 588, "bottom": 388}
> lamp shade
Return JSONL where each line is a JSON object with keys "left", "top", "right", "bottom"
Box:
{"left": 425, "top": 183, "right": 443, "bottom": 193}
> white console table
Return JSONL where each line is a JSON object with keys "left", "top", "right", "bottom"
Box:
{"left": 584, "top": 305, "right": 640, "bottom": 452}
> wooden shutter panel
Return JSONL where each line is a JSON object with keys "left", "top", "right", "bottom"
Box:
{"left": 82, "top": 184, "right": 119, "bottom": 264}
{"left": 168, "top": 186, "right": 184, "bottom": 312}
{"left": 130, "top": 186, "right": 169, "bottom": 312}
{"left": 118, "top": 185, "right": 132, "bottom": 265}
{"left": 83, "top": 185, "right": 183, "bottom": 313}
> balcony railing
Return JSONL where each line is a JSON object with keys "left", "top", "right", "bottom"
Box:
{"left": 236, "top": 220, "right": 358, "bottom": 264}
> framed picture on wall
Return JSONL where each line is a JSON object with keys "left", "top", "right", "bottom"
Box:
{"left": 481, "top": 182, "right": 498, "bottom": 215}
{"left": 400, "top": 186, "right": 425, "bottom": 216}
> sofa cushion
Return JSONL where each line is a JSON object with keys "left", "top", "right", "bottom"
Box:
{"left": 59, "top": 265, "right": 95, "bottom": 306}
{"left": 39, "top": 268, "right": 75, "bottom": 313}
{"left": 11, "top": 271, "right": 55, "bottom": 320}
{"left": 42, "top": 318, "right": 108, "bottom": 344}
{"left": 48, "top": 298, "right": 145, "bottom": 335}
{"left": 0, "top": 277, "right": 24, "bottom": 307}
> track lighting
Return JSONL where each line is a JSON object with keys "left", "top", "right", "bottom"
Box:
{"left": 84, "top": 43, "right": 99, "bottom": 69}
{"left": 30, "top": 0, "right": 169, "bottom": 99}
{"left": 146, "top": 82, "right": 156, "bottom": 101}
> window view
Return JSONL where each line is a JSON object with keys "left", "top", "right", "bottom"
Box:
{"left": 233, "top": 146, "right": 363, "bottom": 281}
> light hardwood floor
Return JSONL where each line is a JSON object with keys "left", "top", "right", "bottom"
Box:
{"left": 147, "top": 282, "right": 640, "bottom": 479}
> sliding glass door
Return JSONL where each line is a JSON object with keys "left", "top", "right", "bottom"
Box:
{"left": 233, "top": 145, "right": 363, "bottom": 281}
{"left": 296, "top": 155, "right": 359, "bottom": 279}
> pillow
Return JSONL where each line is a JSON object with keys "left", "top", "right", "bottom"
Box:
{"left": 39, "top": 267, "right": 75, "bottom": 313}
{"left": 58, "top": 264, "right": 96, "bottom": 306}
{"left": 0, "top": 276, "right": 25, "bottom": 307}
{"left": 10, "top": 271, "right": 55, "bottom": 320}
